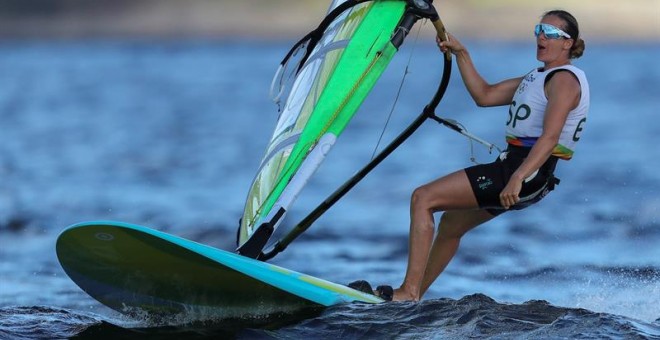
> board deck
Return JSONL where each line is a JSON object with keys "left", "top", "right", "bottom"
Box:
{"left": 56, "top": 221, "right": 381, "bottom": 320}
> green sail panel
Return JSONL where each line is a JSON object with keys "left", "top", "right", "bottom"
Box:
{"left": 239, "top": 0, "right": 406, "bottom": 248}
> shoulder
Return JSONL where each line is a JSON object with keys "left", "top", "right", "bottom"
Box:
{"left": 545, "top": 65, "right": 587, "bottom": 86}
{"left": 548, "top": 71, "right": 580, "bottom": 86}
{"left": 545, "top": 67, "right": 581, "bottom": 94}
{"left": 544, "top": 69, "right": 581, "bottom": 106}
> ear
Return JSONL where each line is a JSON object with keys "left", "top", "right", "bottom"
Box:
{"left": 563, "top": 38, "right": 574, "bottom": 52}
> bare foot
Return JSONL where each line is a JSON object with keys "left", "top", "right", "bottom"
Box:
{"left": 392, "top": 287, "right": 419, "bottom": 301}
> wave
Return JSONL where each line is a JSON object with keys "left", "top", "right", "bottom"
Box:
{"left": 2, "top": 294, "right": 658, "bottom": 339}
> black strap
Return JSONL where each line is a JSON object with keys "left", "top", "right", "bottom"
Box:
{"left": 278, "top": 0, "right": 369, "bottom": 74}
{"left": 548, "top": 174, "right": 560, "bottom": 191}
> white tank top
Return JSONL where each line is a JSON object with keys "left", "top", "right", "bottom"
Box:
{"left": 505, "top": 65, "right": 590, "bottom": 160}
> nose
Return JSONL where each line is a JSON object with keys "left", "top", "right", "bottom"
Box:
{"left": 537, "top": 31, "right": 547, "bottom": 41}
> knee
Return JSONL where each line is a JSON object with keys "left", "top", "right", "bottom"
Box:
{"left": 411, "top": 185, "right": 432, "bottom": 210}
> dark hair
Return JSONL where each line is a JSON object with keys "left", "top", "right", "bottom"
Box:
{"left": 543, "top": 10, "right": 585, "bottom": 59}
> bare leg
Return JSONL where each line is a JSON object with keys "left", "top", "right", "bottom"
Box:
{"left": 393, "top": 170, "right": 491, "bottom": 301}
{"left": 418, "top": 209, "right": 494, "bottom": 297}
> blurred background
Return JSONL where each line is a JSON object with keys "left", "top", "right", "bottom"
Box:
{"left": 0, "top": 0, "right": 659, "bottom": 338}
{"left": 1, "top": 0, "right": 658, "bottom": 41}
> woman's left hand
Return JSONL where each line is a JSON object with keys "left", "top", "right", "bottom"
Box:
{"left": 437, "top": 33, "right": 465, "bottom": 56}
{"left": 500, "top": 178, "right": 522, "bottom": 209}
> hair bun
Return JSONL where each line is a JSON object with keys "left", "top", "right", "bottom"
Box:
{"left": 571, "top": 38, "right": 586, "bottom": 59}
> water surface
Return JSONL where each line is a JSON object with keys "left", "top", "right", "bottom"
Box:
{"left": 0, "top": 39, "right": 659, "bottom": 338}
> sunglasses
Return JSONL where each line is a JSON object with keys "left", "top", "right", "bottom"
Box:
{"left": 534, "top": 23, "right": 571, "bottom": 39}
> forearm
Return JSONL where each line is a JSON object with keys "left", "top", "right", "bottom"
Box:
{"left": 454, "top": 50, "right": 491, "bottom": 106}
{"left": 438, "top": 32, "right": 519, "bottom": 107}
{"left": 511, "top": 135, "right": 556, "bottom": 181}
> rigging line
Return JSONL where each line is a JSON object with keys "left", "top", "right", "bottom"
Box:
{"left": 453, "top": 119, "right": 491, "bottom": 165}
{"left": 469, "top": 133, "right": 479, "bottom": 164}
{"left": 319, "top": 49, "right": 382, "bottom": 137}
{"left": 370, "top": 19, "right": 424, "bottom": 161}
{"left": 430, "top": 115, "right": 503, "bottom": 163}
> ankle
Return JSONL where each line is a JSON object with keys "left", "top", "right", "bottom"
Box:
{"left": 397, "top": 283, "right": 422, "bottom": 300}
{"left": 393, "top": 287, "right": 420, "bottom": 301}
{"left": 400, "top": 281, "right": 420, "bottom": 295}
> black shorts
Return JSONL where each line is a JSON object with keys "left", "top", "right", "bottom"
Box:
{"left": 464, "top": 146, "right": 560, "bottom": 216}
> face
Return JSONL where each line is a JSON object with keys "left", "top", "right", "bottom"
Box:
{"left": 536, "top": 15, "right": 574, "bottom": 67}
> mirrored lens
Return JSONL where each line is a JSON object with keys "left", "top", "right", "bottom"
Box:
{"left": 534, "top": 24, "right": 570, "bottom": 39}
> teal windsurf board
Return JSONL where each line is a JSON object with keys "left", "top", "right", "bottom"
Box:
{"left": 56, "top": 221, "right": 382, "bottom": 320}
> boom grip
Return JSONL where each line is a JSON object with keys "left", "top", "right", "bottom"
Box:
{"left": 432, "top": 17, "right": 452, "bottom": 62}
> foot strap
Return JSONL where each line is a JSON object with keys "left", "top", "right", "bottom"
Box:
{"left": 347, "top": 280, "right": 393, "bottom": 301}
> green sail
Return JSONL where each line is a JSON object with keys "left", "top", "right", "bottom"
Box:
{"left": 239, "top": 0, "right": 406, "bottom": 249}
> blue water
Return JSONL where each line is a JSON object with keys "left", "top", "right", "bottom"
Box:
{"left": 1, "top": 39, "right": 659, "bottom": 339}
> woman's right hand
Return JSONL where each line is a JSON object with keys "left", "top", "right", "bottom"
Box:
{"left": 437, "top": 33, "right": 465, "bottom": 56}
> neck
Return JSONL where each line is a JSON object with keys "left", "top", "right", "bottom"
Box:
{"left": 543, "top": 60, "right": 571, "bottom": 71}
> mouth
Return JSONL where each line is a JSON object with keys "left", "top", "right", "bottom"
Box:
{"left": 537, "top": 44, "right": 546, "bottom": 50}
